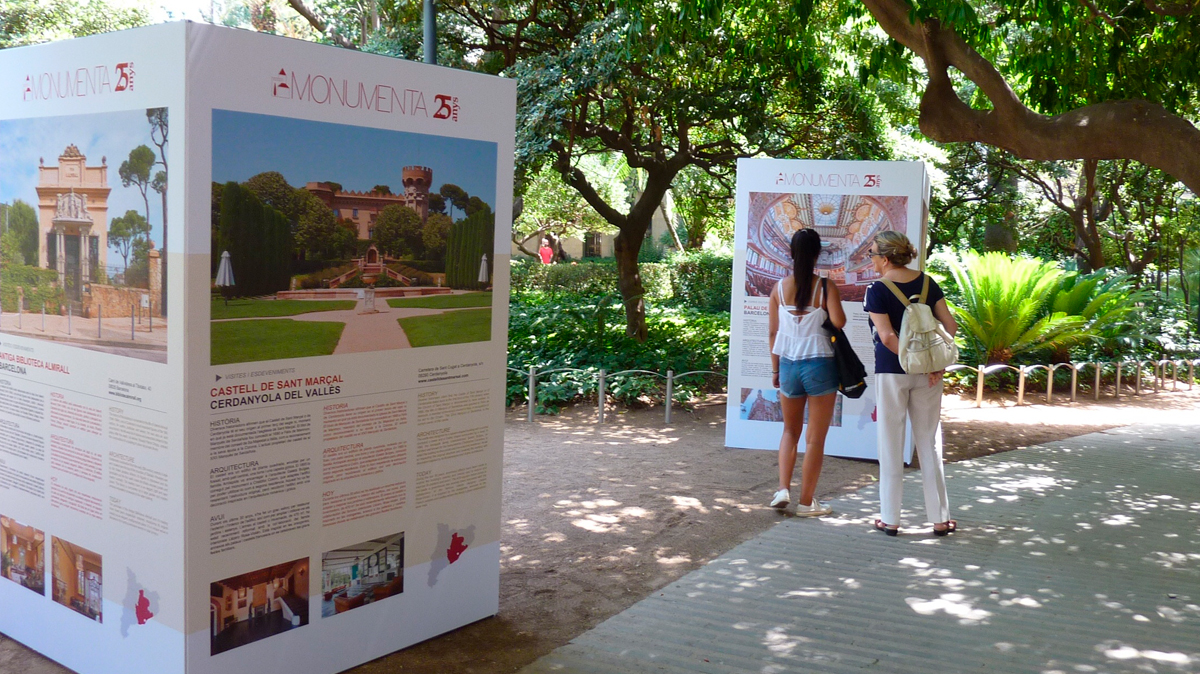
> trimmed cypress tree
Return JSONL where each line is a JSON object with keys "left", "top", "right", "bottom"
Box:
{"left": 445, "top": 209, "right": 494, "bottom": 290}
{"left": 216, "top": 182, "right": 293, "bottom": 297}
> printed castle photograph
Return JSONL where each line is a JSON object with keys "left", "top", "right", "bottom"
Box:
{"left": 744, "top": 192, "right": 909, "bottom": 302}
{"left": 210, "top": 110, "right": 499, "bottom": 366}
{"left": 0, "top": 109, "right": 170, "bottom": 363}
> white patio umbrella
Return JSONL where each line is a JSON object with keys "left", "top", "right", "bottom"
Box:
{"left": 478, "top": 253, "right": 489, "bottom": 285}
{"left": 215, "top": 250, "right": 235, "bottom": 304}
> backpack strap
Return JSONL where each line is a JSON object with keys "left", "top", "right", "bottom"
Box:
{"left": 918, "top": 273, "right": 930, "bottom": 304}
{"left": 878, "top": 278, "right": 910, "bottom": 307}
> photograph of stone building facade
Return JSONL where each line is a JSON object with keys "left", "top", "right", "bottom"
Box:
{"left": 0, "top": 110, "right": 170, "bottom": 363}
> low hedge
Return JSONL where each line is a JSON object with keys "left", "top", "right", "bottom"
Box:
{"left": 511, "top": 251, "right": 732, "bottom": 311}
{"left": 1, "top": 265, "right": 64, "bottom": 313}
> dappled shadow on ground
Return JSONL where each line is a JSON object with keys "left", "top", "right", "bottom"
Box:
{"left": 556, "top": 424, "right": 1200, "bottom": 674}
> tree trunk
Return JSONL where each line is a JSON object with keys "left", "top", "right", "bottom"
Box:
{"left": 613, "top": 224, "right": 649, "bottom": 341}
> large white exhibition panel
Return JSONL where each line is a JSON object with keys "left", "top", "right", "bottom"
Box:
{"left": 0, "top": 23, "right": 513, "bottom": 674}
{"left": 725, "top": 158, "right": 928, "bottom": 461}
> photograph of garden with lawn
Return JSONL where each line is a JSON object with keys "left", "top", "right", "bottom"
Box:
{"left": 209, "top": 110, "right": 497, "bottom": 365}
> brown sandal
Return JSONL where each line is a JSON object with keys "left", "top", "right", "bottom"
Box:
{"left": 874, "top": 519, "right": 898, "bottom": 536}
{"left": 933, "top": 520, "right": 958, "bottom": 536}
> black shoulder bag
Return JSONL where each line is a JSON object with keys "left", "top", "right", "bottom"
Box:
{"left": 821, "top": 278, "right": 868, "bottom": 399}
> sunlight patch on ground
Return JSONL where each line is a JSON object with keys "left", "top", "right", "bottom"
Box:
{"left": 1098, "top": 641, "right": 1193, "bottom": 666}
{"left": 669, "top": 495, "right": 710, "bottom": 513}
{"left": 905, "top": 593, "right": 992, "bottom": 624}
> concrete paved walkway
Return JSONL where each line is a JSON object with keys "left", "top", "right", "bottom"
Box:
{"left": 0, "top": 311, "right": 168, "bottom": 363}
{"left": 521, "top": 421, "right": 1200, "bottom": 674}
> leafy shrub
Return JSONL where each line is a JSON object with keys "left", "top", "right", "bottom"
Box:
{"left": 1, "top": 265, "right": 64, "bottom": 313}
{"left": 511, "top": 252, "right": 728, "bottom": 309}
{"left": 292, "top": 259, "right": 352, "bottom": 275}
{"left": 506, "top": 295, "right": 728, "bottom": 411}
{"left": 511, "top": 258, "right": 672, "bottom": 302}
{"left": 293, "top": 263, "right": 355, "bottom": 290}
{"left": 670, "top": 249, "right": 733, "bottom": 312}
{"left": 944, "top": 251, "right": 1085, "bottom": 364}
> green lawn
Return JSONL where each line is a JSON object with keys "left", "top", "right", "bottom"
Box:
{"left": 212, "top": 298, "right": 356, "bottom": 320}
{"left": 386, "top": 292, "right": 493, "bottom": 310}
{"left": 398, "top": 308, "right": 492, "bottom": 347}
{"left": 211, "top": 319, "right": 345, "bottom": 365}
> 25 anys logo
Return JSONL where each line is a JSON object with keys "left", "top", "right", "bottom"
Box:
{"left": 22, "top": 62, "right": 134, "bottom": 101}
{"left": 272, "top": 67, "right": 459, "bottom": 122}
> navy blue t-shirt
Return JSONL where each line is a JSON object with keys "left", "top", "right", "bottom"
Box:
{"left": 863, "top": 273, "right": 946, "bottom": 374}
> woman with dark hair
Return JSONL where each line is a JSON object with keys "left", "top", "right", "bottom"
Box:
{"left": 768, "top": 228, "right": 846, "bottom": 515}
{"left": 864, "top": 230, "right": 958, "bottom": 536}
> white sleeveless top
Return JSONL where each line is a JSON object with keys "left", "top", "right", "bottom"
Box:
{"left": 771, "top": 277, "right": 834, "bottom": 360}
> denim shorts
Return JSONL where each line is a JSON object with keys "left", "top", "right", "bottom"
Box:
{"left": 778, "top": 356, "right": 837, "bottom": 398}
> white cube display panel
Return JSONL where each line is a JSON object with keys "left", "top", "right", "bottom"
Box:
{"left": 0, "top": 22, "right": 514, "bottom": 674}
{"left": 725, "top": 158, "right": 929, "bottom": 461}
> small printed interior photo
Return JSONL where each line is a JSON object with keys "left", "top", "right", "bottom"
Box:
{"left": 210, "top": 557, "right": 310, "bottom": 656}
{"left": 51, "top": 536, "right": 102, "bottom": 622}
{"left": 321, "top": 533, "right": 405, "bottom": 618}
{"left": 1, "top": 515, "right": 45, "bottom": 596}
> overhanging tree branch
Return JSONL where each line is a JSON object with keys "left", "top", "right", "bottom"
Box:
{"left": 286, "top": 0, "right": 358, "bottom": 49}
{"left": 861, "top": 0, "right": 1200, "bottom": 195}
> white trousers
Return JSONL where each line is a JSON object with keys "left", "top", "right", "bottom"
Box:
{"left": 877, "top": 373, "right": 949, "bottom": 526}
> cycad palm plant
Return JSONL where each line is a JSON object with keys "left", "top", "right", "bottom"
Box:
{"left": 945, "top": 251, "right": 1086, "bottom": 364}
{"left": 1045, "top": 270, "right": 1148, "bottom": 360}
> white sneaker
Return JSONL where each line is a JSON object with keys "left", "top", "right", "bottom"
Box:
{"left": 769, "top": 489, "right": 790, "bottom": 509}
{"left": 794, "top": 499, "right": 832, "bottom": 517}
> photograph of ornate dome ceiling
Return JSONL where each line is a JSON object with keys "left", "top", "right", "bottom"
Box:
{"left": 744, "top": 192, "right": 909, "bottom": 302}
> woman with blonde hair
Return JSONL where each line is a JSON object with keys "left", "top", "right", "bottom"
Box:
{"left": 864, "top": 230, "right": 958, "bottom": 536}
{"left": 768, "top": 228, "right": 846, "bottom": 516}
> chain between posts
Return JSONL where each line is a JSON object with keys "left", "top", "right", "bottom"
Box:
{"left": 505, "top": 358, "right": 1200, "bottom": 422}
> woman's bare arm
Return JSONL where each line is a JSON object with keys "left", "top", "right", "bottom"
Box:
{"left": 769, "top": 282, "right": 781, "bottom": 388}
{"left": 932, "top": 298, "right": 957, "bottom": 337}
{"left": 825, "top": 280, "right": 847, "bottom": 329}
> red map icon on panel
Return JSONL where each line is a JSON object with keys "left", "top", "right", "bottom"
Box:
{"left": 447, "top": 533, "right": 468, "bottom": 564}
{"left": 136, "top": 590, "right": 155, "bottom": 624}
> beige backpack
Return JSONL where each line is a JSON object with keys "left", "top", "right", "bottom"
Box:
{"left": 879, "top": 275, "right": 958, "bottom": 374}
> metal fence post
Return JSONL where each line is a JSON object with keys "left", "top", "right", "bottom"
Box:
{"left": 1046, "top": 366, "right": 1054, "bottom": 404}
{"left": 1070, "top": 365, "right": 1078, "bottom": 402}
{"left": 1190, "top": 361, "right": 1195, "bottom": 390}
{"left": 597, "top": 369, "right": 606, "bottom": 424}
{"left": 1094, "top": 362, "right": 1101, "bottom": 401}
{"left": 1172, "top": 361, "right": 1178, "bottom": 391}
{"left": 1135, "top": 362, "right": 1142, "bottom": 395}
{"left": 67, "top": 303, "right": 72, "bottom": 336}
{"left": 665, "top": 370, "right": 674, "bottom": 424}
{"left": 1018, "top": 366, "right": 1027, "bottom": 405}
{"left": 130, "top": 304, "right": 135, "bottom": 340}
{"left": 975, "top": 364, "right": 985, "bottom": 408}
{"left": 41, "top": 303, "right": 45, "bottom": 332}
{"left": 1115, "top": 362, "right": 1122, "bottom": 397}
{"left": 527, "top": 366, "right": 536, "bottom": 422}
{"left": 97, "top": 303, "right": 101, "bottom": 338}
